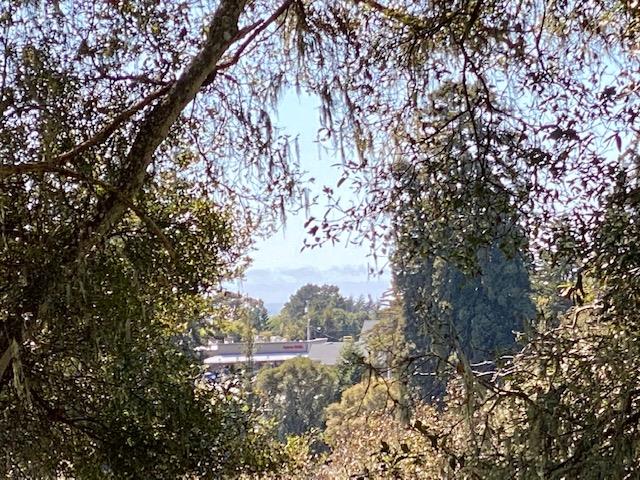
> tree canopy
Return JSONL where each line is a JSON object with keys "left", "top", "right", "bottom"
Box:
{"left": 268, "top": 284, "right": 373, "bottom": 341}
{"left": 255, "top": 357, "right": 339, "bottom": 439}
{"left": 0, "top": 1, "right": 303, "bottom": 476}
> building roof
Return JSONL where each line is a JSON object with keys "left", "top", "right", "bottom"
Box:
{"left": 204, "top": 352, "right": 305, "bottom": 365}
{"left": 308, "top": 341, "right": 345, "bottom": 366}
{"left": 360, "top": 319, "right": 379, "bottom": 337}
{"left": 201, "top": 337, "right": 348, "bottom": 366}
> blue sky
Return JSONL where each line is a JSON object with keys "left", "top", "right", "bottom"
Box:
{"left": 230, "top": 91, "right": 391, "bottom": 311}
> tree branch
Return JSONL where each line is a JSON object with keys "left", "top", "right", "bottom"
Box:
{"left": 0, "top": 85, "right": 171, "bottom": 179}
{"left": 50, "top": 167, "right": 177, "bottom": 261}
{"left": 74, "top": 0, "right": 250, "bottom": 260}
{"left": 210, "top": 0, "right": 294, "bottom": 78}
{"left": 0, "top": 0, "right": 296, "bottom": 181}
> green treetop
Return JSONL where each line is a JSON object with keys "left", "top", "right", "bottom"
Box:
{"left": 268, "top": 284, "right": 373, "bottom": 341}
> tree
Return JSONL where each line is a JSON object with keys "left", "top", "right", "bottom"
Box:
{"left": 268, "top": 284, "right": 370, "bottom": 340}
{"left": 386, "top": 82, "right": 535, "bottom": 401}
{"left": 304, "top": 2, "right": 637, "bottom": 477}
{"left": 324, "top": 378, "right": 400, "bottom": 445}
{"left": 314, "top": 164, "right": 640, "bottom": 480}
{"left": 255, "top": 357, "right": 339, "bottom": 439}
{"left": 394, "top": 246, "right": 535, "bottom": 398}
{"left": 203, "top": 292, "right": 270, "bottom": 343}
{"left": 0, "top": 302, "right": 284, "bottom": 478}
{"left": 335, "top": 340, "right": 367, "bottom": 391}
{"left": 530, "top": 251, "right": 576, "bottom": 327}
{"left": 290, "top": 2, "right": 638, "bottom": 262}
{"left": 0, "top": 1, "right": 304, "bottom": 475}
{"left": 319, "top": 379, "right": 442, "bottom": 480}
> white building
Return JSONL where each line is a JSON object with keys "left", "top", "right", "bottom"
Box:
{"left": 199, "top": 337, "right": 346, "bottom": 369}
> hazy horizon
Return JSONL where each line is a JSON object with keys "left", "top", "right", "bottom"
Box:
{"left": 230, "top": 264, "right": 391, "bottom": 314}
